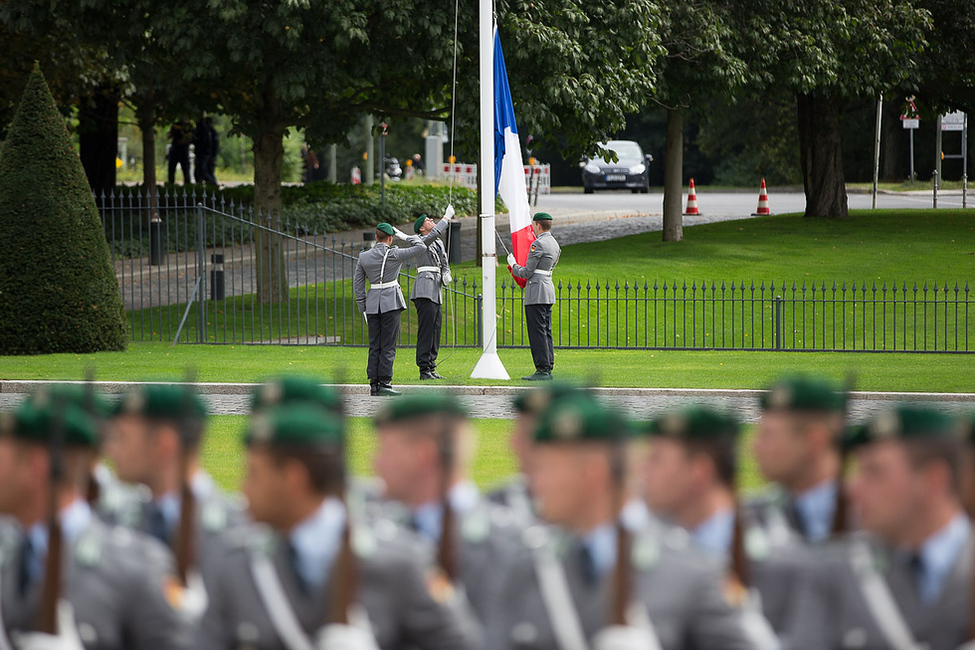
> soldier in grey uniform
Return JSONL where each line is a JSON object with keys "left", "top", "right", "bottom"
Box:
{"left": 370, "top": 393, "right": 525, "bottom": 625}
{"left": 0, "top": 397, "right": 192, "bottom": 649}
{"left": 639, "top": 406, "right": 807, "bottom": 642}
{"left": 507, "top": 212, "right": 560, "bottom": 381}
{"left": 489, "top": 390, "right": 753, "bottom": 650}
{"left": 747, "top": 376, "right": 849, "bottom": 544}
{"left": 353, "top": 207, "right": 454, "bottom": 396}
{"left": 787, "top": 405, "right": 973, "bottom": 650}
{"left": 409, "top": 214, "right": 453, "bottom": 381}
{"left": 102, "top": 384, "right": 247, "bottom": 603}
{"left": 197, "top": 404, "right": 478, "bottom": 649}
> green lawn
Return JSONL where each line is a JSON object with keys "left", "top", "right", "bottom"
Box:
{"left": 2, "top": 342, "right": 973, "bottom": 392}
{"left": 203, "top": 414, "right": 763, "bottom": 494}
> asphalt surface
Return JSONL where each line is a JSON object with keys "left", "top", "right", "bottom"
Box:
{"left": 1, "top": 381, "right": 973, "bottom": 422}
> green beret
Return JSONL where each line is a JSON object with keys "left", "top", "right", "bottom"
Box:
{"left": 532, "top": 212, "right": 553, "bottom": 222}
{"left": 244, "top": 404, "right": 343, "bottom": 449}
{"left": 760, "top": 376, "right": 846, "bottom": 413}
{"left": 26, "top": 384, "right": 111, "bottom": 420}
{"left": 513, "top": 382, "right": 589, "bottom": 416}
{"left": 533, "top": 394, "right": 629, "bottom": 444}
{"left": 251, "top": 376, "right": 342, "bottom": 415}
{"left": 641, "top": 406, "right": 741, "bottom": 442}
{"left": 0, "top": 401, "right": 98, "bottom": 448}
{"left": 113, "top": 384, "right": 207, "bottom": 422}
{"left": 413, "top": 214, "right": 429, "bottom": 234}
{"left": 376, "top": 223, "right": 395, "bottom": 236}
{"left": 843, "top": 404, "right": 960, "bottom": 450}
{"left": 375, "top": 392, "right": 467, "bottom": 427}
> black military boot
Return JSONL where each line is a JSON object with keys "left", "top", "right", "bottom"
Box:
{"left": 419, "top": 368, "right": 443, "bottom": 380}
{"left": 522, "top": 369, "right": 553, "bottom": 381}
{"left": 377, "top": 379, "right": 401, "bottom": 396}
{"left": 370, "top": 380, "right": 380, "bottom": 396}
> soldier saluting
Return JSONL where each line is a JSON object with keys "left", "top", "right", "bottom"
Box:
{"left": 507, "top": 213, "right": 560, "bottom": 382}
{"left": 354, "top": 206, "right": 455, "bottom": 396}
{"left": 409, "top": 214, "right": 453, "bottom": 381}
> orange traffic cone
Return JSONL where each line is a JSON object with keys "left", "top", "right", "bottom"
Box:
{"left": 752, "top": 178, "right": 771, "bottom": 216}
{"left": 684, "top": 179, "right": 700, "bottom": 216}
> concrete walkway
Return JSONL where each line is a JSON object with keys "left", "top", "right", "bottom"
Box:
{"left": 2, "top": 380, "right": 973, "bottom": 422}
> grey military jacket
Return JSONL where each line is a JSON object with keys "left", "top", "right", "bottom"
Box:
{"left": 354, "top": 220, "right": 449, "bottom": 315}
{"left": 94, "top": 474, "right": 249, "bottom": 588}
{"left": 510, "top": 232, "right": 560, "bottom": 306}
{"left": 488, "top": 519, "right": 753, "bottom": 650}
{"left": 0, "top": 517, "right": 192, "bottom": 650}
{"left": 197, "top": 520, "right": 477, "bottom": 650}
{"left": 786, "top": 531, "right": 974, "bottom": 650}
{"left": 485, "top": 475, "right": 536, "bottom": 529}
{"left": 409, "top": 237, "right": 450, "bottom": 304}
{"left": 364, "top": 497, "right": 526, "bottom": 625}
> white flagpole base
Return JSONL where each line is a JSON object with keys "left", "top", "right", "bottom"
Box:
{"left": 470, "top": 351, "right": 510, "bottom": 380}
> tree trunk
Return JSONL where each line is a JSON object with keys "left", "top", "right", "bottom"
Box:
{"left": 796, "top": 93, "right": 848, "bottom": 219}
{"left": 137, "top": 102, "right": 160, "bottom": 220}
{"left": 881, "top": 97, "right": 905, "bottom": 181}
{"left": 78, "top": 86, "right": 119, "bottom": 196}
{"left": 253, "top": 126, "right": 289, "bottom": 304}
{"left": 662, "top": 108, "right": 684, "bottom": 241}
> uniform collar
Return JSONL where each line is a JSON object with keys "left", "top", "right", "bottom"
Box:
{"left": 911, "top": 513, "right": 970, "bottom": 605}
{"left": 689, "top": 507, "right": 735, "bottom": 556}
{"left": 288, "top": 497, "right": 346, "bottom": 589}
{"left": 411, "top": 481, "right": 480, "bottom": 542}
{"left": 153, "top": 471, "right": 216, "bottom": 532}
{"left": 26, "top": 498, "right": 93, "bottom": 560}
{"left": 792, "top": 479, "right": 837, "bottom": 543}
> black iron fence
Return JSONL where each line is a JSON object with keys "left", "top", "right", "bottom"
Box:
{"left": 98, "top": 188, "right": 974, "bottom": 353}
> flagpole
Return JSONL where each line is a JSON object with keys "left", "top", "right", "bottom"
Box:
{"left": 470, "top": 0, "right": 509, "bottom": 380}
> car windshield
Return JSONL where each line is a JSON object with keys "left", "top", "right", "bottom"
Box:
{"left": 597, "top": 141, "right": 642, "bottom": 162}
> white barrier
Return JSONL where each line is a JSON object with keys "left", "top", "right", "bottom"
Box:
{"left": 440, "top": 162, "right": 551, "bottom": 195}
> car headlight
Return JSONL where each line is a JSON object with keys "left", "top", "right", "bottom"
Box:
{"left": 629, "top": 163, "right": 646, "bottom": 175}
{"left": 584, "top": 162, "right": 600, "bottom": 174}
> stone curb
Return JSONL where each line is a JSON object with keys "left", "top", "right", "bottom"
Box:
{"left": 2, "top": 380, "right": 973, "bottom": 402}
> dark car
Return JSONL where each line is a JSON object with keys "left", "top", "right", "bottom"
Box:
{"left": 581, "top": 140, "right": 652, "bottom": 194}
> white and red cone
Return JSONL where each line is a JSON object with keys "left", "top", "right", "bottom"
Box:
{"left": 753, "top": 178, "right": 771, "bottom": 216}
{"left": 684, "top": 178, "right": 700, "bottom": 216}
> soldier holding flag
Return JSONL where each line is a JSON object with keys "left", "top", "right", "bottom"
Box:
{"left": 409, "top": 215, "right": 453, "bottom": 381}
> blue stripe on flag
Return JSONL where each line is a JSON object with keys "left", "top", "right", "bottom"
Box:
{"left": 494, "top": 30, "right": 518, "bottom": 195}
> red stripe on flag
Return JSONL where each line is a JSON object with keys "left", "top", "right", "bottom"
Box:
{"left": 509, "top": 225, "right": 536, "bottom": 288}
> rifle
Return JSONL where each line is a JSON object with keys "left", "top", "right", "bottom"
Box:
{"left": 729, "top": 499, "right": 751, "bottom": 593}
{"left": 608, "top": 436, "right": 630, "bottom": 626}
{"left": 829, "top": 372, "right": 857, "bottom": 539}
{"left": 437, "top": 412, "right": 458, "bottom": 582}
{"left": 329, "top": 371, "right": 358, "bottom": 625}
{"left": 36, "top": 394, "right": 66, "bottom": 634}
{"left": 83, "top": 368, "right": 101, "bottom": 506}
{"left": 173, "top": 376, "right": 199, "bottom": 586}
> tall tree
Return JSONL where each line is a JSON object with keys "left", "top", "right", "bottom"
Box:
{"left": 729, "top": 0, "right": 929, "bottom": 218}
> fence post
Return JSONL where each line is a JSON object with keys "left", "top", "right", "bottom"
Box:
{"left": 196, "top": 203, "right": 206, "bottom": 343}
{"left": 774, "top": 295, "right": 783, "bottom": 350}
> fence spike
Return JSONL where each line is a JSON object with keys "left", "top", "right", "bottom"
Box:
{"left": 623, "top": 280, "right": 629, "bottom": 291}
{"left": 614, "top": 280, "right": 620, "bottom": 290}
{"left": 652, "top": 280, "right": 658, "bottom": 290}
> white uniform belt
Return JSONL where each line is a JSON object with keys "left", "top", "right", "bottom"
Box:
{"left": 369, "top": 281, "right": 399, "bottom": 290}
{"left": 533, "top": 269, "right": 553, "bottom": 276}
{"left": 416, "top": 266, "right": 440, "bottom": 274}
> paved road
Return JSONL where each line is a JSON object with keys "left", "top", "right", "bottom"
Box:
{"left": 535, "top": 188, "right": 967, "bottom": 217}
{"left": 2, "top": 382, "right": 972, "bottom": 422}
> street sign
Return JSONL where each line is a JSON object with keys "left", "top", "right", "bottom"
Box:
{"left": 901, "top": 117, "right": 919, "bottom": 129}
{"left": 941, "top": 111, "right": 966, "bottom": 131}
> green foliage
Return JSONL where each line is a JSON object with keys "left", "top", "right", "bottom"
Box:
{"left": 0, "top": 66, "right": 126, "bottom": 354}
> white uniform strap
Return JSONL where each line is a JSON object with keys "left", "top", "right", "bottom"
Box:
{"left": 0, "top": 566, "right": 16, "bottom": 650}
{"left": 531, "top": 541, "right": 589, "bottom": 650}
{"left": 624, "top": 600, "right": 664, "bottom": 650}
{"left": 416, "top": 266, "right": 440, "bottom": 274}
{"left": 250, "top": 553, "right": 315, "bottom": 650}
{"left": 533, "top": 269, "right": 552, "bottom": 276}
{"left": 368, "top": 281, "right": 398, "bottom": 290}
{"left": 848, "top": 540, "right": 921, "bottom": 650}
{"left": 379, "top": 247, "right": 392, "bottom": 284}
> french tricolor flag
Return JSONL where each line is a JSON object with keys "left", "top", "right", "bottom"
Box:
{"left": 493, "top": 30, "right": 534, "bottom": 289}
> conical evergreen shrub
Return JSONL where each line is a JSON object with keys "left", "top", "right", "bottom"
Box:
{"left": 0, "top": 64, "right": 126, "bottom": 354}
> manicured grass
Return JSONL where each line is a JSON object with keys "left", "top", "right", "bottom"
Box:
{"left": 203, "top": 415, "right": 518, "bottom": 493}
{"left": 202, "top": 414, "right": 762, "bottom": 494}
{"left": 2, "top": 342, "right": 973, "bottom": 392}
{"left": 453, "top": 209, "right": 975, "bottom": 285}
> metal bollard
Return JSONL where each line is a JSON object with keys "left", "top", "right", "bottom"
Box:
{"left": 210, "top": 254, "right": 225, "bottom": 300}
{"left": 964, "top": 174, "right": 968, "bottom": 209}
{"left": 149, "top": 217, "right": 164, "bottom": 266}
{"left": 933, "top": 170, "right": 938, "bottom": 209}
